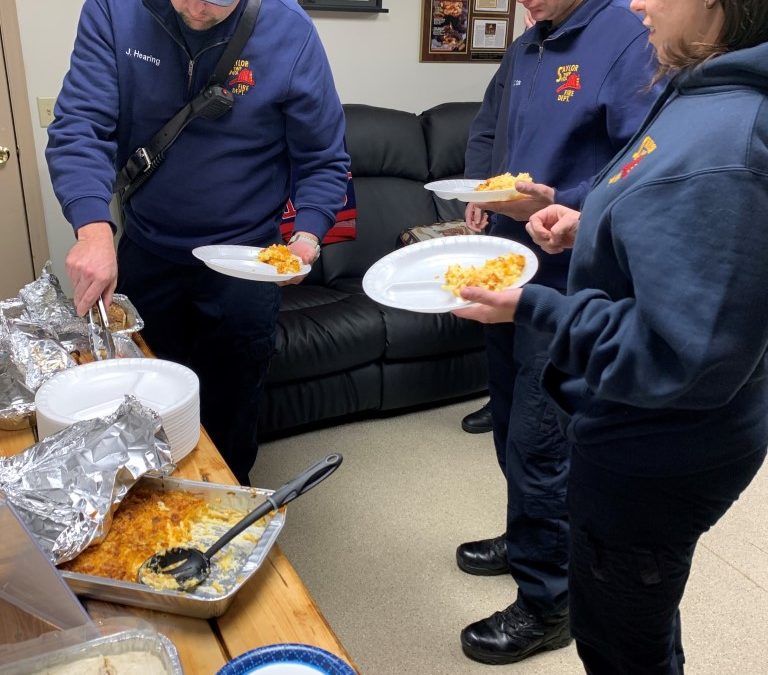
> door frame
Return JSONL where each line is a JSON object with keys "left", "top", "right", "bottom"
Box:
{"left": 0, "top": 0, "right": 50, "bottom": 269}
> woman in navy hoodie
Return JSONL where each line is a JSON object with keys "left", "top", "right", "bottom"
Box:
{"left": 454, "top": 0, "right": 768, "bottom": 672}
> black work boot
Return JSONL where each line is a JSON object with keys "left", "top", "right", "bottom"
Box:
{"left": 461, "top": 401, "right": 493, "bottom": 433}
{"left": 461, "top": 602, "right": 572, "bottom": 664}
{"left": 456, "top": 535, "right": 510, "bottom": 576}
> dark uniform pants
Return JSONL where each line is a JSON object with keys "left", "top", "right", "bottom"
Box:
{"left": 568, "top": 445, "right": 767, "bottom": 674}
{"left": 116, "top": 235, "right": 281, "bottom": 484}
{"left": 485, "top": 322, "right": 570, "bottom": 617}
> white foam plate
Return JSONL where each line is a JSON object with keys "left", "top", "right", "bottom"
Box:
{"left": 35, "top": 359, "right": 199, "bottom": 426}
{"left": 424, "top": 178, "right": 526, "bottom": 203}
{"left": 192, "top": 245, "right": 310, "bottom": 282}
{"left": 362, "top": 235, "right": 538, "bottom": 314}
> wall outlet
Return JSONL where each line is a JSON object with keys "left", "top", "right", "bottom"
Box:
{"left": 36, "top": 97, "right": 56, "bottom": 128}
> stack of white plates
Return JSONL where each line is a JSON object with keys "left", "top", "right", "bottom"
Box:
{"left": 35, "top": 358, "right": 200, "bottom": 463}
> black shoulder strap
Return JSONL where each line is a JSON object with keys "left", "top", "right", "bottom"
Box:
{"left": 115, "top": 0, "right": 262, "bottom": 200}
{"left": 210, "top": 0, "right": 262, "bottom": 86}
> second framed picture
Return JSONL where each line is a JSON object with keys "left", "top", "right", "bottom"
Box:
{"left": 474, "top": 0, "right": 510, "bottom": 11}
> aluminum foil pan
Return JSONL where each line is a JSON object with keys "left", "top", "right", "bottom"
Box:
{"left": 0, "top": 622, "right": 183, "bottom": 674}
{"left": 0, "top": 350, "right": 35, "bottom": 431}
{"left": 63, "top": 333, "right": 144, "bottom": 364}
{"left": 109, "top": 293, "right": 145, "bottom": 336}
{"left": 61, "top": 476, "right": 285, "bottom": 619}
{"left": 0, "top": 396, "right": 174, "bottom": 564}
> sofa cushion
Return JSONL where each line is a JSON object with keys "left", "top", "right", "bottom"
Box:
{"left": 380, "top": 350, "right": 488, "bottom": 410}
{"left": 344, "top": 105, "right": 429, "bottom": 181}
{"left": 269, "top": 286, "right": 385, "bottom": 384}
{"left": 260, "top": 363, "right": 381, "bottom": 435}
{"left": 323, "top": 277, "right": 485, "bottom": 360}
{"left": 421, "top": 102, "right": 481, "bottom": 180}
{"left": 321, "top": 176, "right": 438, "bottom": 285}
{"left": 380, "top": 305, "right": 485, "bottom": 360}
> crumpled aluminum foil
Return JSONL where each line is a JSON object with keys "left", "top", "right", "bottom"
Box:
{"left": 0, "top": 396, "right": 175, "bottom": 564}
{"left": 0, "top": 349, "right": 35, "bottom": 430}
{"left": 6, "top": 320, "right": 76, "bottom": 392}
{"left": 0, "top": 263, "right": 144, "bottom": 429}
{"left": 17, "top": 262, "right": 83, "bottom": 336}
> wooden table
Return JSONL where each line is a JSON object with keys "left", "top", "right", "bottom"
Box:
{"left": 0, "top": 424, "right": 358, "bottom": 673}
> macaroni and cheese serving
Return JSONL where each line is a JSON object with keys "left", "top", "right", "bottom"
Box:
{"left": 474, "top": 171, "right": 533, "bottom": 192}
{"left": 443, "top": 253, "right": 527, "bottom": 297}
{"left": 256, "top": 244, "right": 301, "bottom": 274}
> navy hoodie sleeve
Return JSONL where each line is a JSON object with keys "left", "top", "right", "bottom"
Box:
{"left": 555, "top": 33, "right": 662, "bottom": 210}
{"left": 517, "top": 169, "right": 768, "bottom": 410}
{"left": 464, "top": 53, "right": 512, "bottom": 179}
{"left": 46, "top": 0, "right": 119, "bottom": 233}
{"left": 283, "top": 27, "right": 349, "bottom": 240}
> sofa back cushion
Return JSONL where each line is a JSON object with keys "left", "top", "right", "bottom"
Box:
{"left": 421, "top": 102, "right": 480, "bottom": 180}
{"left": 322, "top": 102, "right": 481, "bottom": 287}
{"left": 422, "top": 101, "right": 481, "bottom": 223}
{"left": 323, "top": 105, "right": 437, "bottom": 285}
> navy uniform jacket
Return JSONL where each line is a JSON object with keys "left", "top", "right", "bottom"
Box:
{"left": 466, "top": 0, "right": 660, "bottom": 289}
{"left": 46, "top": 0, "right": 349, "bottom": 263}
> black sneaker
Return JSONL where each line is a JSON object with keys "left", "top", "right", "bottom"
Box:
{"left": 461, "top": 602, "right": 572, "bottom": 664}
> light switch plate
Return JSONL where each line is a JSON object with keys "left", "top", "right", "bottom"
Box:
{"left": 36, "top": 97, "right": 56, "bottom": 128}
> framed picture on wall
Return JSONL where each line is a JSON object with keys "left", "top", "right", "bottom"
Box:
{"left": 421, "top": 0, "right": 514, "bottom": 62}
{"left": 422, "top": 0, "right": 470, "bottom": 59}
{"left": 471, "top": 18, "right": 507, "bottom": 50}
{"left": 298, "top": 0, "right": 388, "bottom": 12}
{"left": 473, "top": 0, "right": 509, "bottom": 12}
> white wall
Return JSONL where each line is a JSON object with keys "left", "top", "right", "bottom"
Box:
{"left": 15, "top": 0, "right": 525, "bottom": 291}
{"left": 309, "top": 0, "right": 526, "bottom": 112}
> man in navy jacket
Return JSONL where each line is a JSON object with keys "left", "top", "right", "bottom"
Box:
{"left": 46, "top": 0, "right": 349, "bottom": 484}
{"left": 456, "top": 0, "right": 661, "bottom": 664}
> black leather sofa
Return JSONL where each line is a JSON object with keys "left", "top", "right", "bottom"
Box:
{"left": 259, "top": 102, "right": 487, "bottom": 436}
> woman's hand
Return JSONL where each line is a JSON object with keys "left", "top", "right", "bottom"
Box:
{"left": 465, "top": 202, "right": 488, "bottom": 232}
{"left": 482, "top": 180, "right": 555, "bottom": 221}
{"left": 452, "top": 287, "right": 523, "bottom": 324}
{"left": 65, "top": 221, "right": 117, "bottom": 315}
{"left": 526, "top": 204, "right": 580, "bottom": 254}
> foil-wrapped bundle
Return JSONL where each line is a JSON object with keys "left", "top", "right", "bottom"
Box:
{"left": 0, "top": 396, "right": 174, "bottom": 564}
{"left": 6, "top": 320, "right": 76, "bottom": 391}
{"left": 0, "top": 349, "right": 35, "bottom": 430}
{"left": 0, "top": 264, "right": 145, "bottom": 429}
{"left": 17, "top": 262, "right": 83, "bottom": 335}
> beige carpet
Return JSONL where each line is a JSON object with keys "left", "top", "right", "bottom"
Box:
{"left": 251, "top": 398, "right": 768, "bottom": 674}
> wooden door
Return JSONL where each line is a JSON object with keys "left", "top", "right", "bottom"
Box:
{"left": 0, "top": 0, "right": 49, "bottom": 298}
{"left": 0, "top": 30, "right": 35, "bottom": 296}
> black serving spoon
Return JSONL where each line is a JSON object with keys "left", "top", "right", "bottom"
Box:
{"left": 137, "top": 453, "right": 343, "bottom": 591}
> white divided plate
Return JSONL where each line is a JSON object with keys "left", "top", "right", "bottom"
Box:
{"left": 362, "top": 235, "right": 539, "bottom": 314}
{"left": 424, "top": 178, "right": 525, "bottom": 203}
{"left": 192, "top": 245, "right": 310, "bottom": 282}
{"left": 34, "top": 359, "right": 200, "bottom": 457}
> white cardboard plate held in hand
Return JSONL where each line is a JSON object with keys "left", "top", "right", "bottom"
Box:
{"left": 362, "top": 235, "right": 539, "bottom": 314}
{"left": 192, "top": 245, "right": 310, "bottom": 283}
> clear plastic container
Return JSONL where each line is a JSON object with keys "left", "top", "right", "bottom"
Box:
{"left": 0, "top": 617, "right": 183, "bottom": 674}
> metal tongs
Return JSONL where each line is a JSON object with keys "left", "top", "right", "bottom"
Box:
{"left": 87, "top": 297, "right": 116, "bottom": 360}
